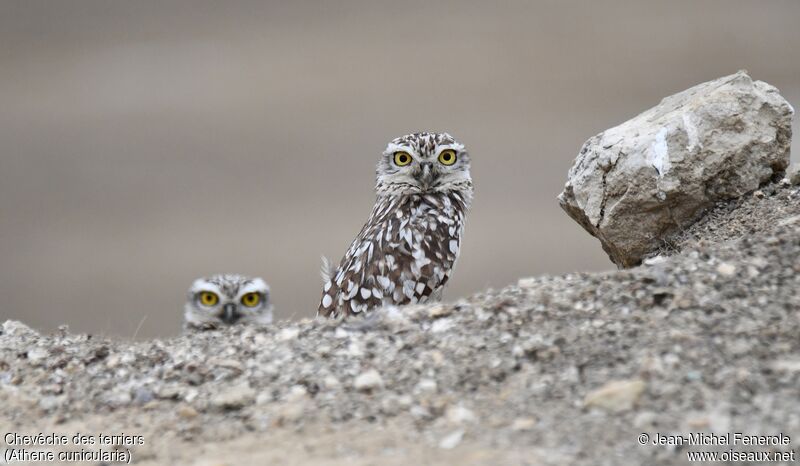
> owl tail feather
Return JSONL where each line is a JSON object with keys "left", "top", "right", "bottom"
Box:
{"left": 320, "top": 255, "right": 336, "bottom": 284}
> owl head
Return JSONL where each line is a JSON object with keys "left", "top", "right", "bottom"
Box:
{"left": 376, "top": 132, "right": 472, "bottom": 198}
{"left": 184, "top": 274, "right": 273, "bottom": 330}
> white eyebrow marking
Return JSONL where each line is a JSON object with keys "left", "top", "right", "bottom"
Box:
{"left": 385, "top": 143, "right": 416, "bottom": 156}
{"left": 435, "top": 142, "right": 465, "bottom": 155}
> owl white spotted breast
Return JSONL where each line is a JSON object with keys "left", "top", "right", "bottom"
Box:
{"left": 184, "top": 274, "right": 274, "bottom": 330}
{"left": 318, "top": 132, "right": 473, "bottom": 318}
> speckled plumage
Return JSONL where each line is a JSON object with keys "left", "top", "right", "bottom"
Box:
{"left": 318, "top": 132, "right": 473, "bottom": 317}
{"left": 184, "top": 274, "right": 273, "bottom": 330}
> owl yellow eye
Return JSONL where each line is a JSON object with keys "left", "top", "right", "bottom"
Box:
{"left": 438, "top": 149, "right": 457, "bottom": 166}
{"left": 198, "top": 291, "right": 219, "bottom": 307}
{"left": 393, "top": 151, "right": 412, "bottom": 167}
{"left": 241, "top": 292, "right": 261, "bottom": 307}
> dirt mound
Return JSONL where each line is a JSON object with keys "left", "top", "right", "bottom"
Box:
{"left": 657, "top": 180, "right": 800, "bottom": 254}
{"left": 2, "top": 185, "right": 799, "bottom": 465}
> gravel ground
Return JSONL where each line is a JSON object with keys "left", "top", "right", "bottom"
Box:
{"left": 1, "top": 183, "right": 799, "bottom": 465}
{"left": 655, "top": 179, "right": 800, "bottom": 255}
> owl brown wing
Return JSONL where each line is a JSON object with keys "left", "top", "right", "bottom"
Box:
{"left": 318, "top": 200, "right": 391, "bottom": 317}
{"left": 318, "top": 194, "right": 464, "bottom": 317}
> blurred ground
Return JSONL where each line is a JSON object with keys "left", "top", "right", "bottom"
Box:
{"left": 1, "top": 0, "right": 799, "bottom": 337}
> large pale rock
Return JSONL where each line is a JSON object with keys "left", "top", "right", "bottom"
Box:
{"left": 559, "top": 71, "right": 793, "bottom": 267}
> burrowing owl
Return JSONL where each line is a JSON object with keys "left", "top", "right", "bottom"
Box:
{"left": 318, "top": 132, "right": 473, "bottom": 317}
{"left": 184, "top": 274, "right": 273, "bottom": 330}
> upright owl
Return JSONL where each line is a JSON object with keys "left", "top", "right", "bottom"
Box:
{"left": 318, "top": 132, "right": 473, "bottom": 317}
{"left": 184, "top": 274, "right": 274, "bottom": 330}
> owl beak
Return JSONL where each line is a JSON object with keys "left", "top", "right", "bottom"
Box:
{"left": 417, "top": 162, "right": 437, "bottom": 190}
{"left": 221, "top": 303, "right": 241, "bottom": 324}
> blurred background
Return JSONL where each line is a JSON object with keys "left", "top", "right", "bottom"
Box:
{"left": 1, "top": 0, "right": 798, "bottom": 338}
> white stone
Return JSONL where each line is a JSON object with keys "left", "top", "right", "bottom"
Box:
{"left": 415, "top": 378, "right": 438, "bottom": 394}
{"left": 26, "top": 347, "right": 48, "bottom": 363}
{"left": 584, "top": 379, "right": 646, "bottom": 412}
{"left": 277, "top": 327, "right": 300, "bottom": 341}
{"left": 354, "top": 369, "right": 384, "bottom": 391}
{"left": 323, "top": 376, "right": 341, "bottom": 389}
{"left": 2, "top": 320, "right": 39, "bottom": 338}
{"left": 285, "top": 385, "right": 308, "bottom": 402}
{"left": 446, "top": 405, "right": 477, "bottom": 425}
{"left": 438, "top": 429, "right": 464, "bottom": 449}
{"left": 430, "top": 318, "right": 454, "bottom": 333}
{"left": 209, "top": 382, "right": 256, "bottom": 410}
{"left": 510, "top": 417, "right": 537, "bottom": 431}
{"left": 716, "top": 262, "right": 737, "bottom": 277}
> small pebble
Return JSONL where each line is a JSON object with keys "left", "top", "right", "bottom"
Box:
{"left": 510, "top": 417, "right": 536, "bottom": 431}
{"left": 428, "top": 305, "right": 452, "bottom": 318}
{"left": 177, "top": 405, "right": 199, "bottom": 419}
{"left": 354, "top": 369, "right": 384, "bottom": 392}
{"left": 584, "top": 379, "right": 646, "bottom": 412}
{"left": 716, "top": 263, "right": 737, "bottom": 277}
{"left": 445, "top": 405, "right": 477, "bottom": 425}
{"left": 209, "top": 383, "right": 256, "bottom": 410}
{"left": 438, "top": 429, "right": 464, "bottom": 449}
{"left": 277, "top": 328, "right": 300, "bottom": 341}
